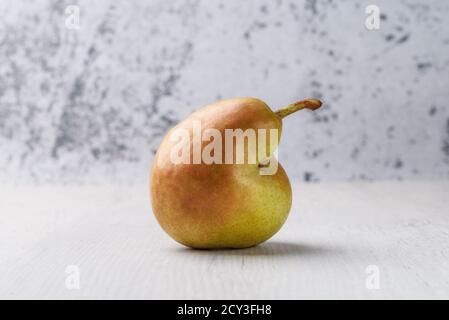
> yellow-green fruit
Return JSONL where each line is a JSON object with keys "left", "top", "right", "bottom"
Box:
{"left": 150, "top": 97, "right": 321, "bottom": 249}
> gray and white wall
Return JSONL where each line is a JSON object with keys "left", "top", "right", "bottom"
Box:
{"left": 1, "top": 0, "right": 448, "bottom": 184}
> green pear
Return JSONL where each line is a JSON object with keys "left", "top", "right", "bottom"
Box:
{"left": 150, "top": 98, "right": 321, "bottom": 249}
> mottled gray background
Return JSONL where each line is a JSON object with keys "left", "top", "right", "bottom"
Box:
{"left": 0, "top": 0, "right": 448, "bottom": 184}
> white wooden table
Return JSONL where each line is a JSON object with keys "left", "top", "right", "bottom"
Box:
{"left": 1, "top": 181, "right": 448, "bottom": 299}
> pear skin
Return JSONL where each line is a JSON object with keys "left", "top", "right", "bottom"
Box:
{"left": 150, "top": 98, "right": 321, "bottom": 249}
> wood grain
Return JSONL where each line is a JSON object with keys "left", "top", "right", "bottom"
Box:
{"left": 1, "top": 181, "right": 448, "bottom": 299}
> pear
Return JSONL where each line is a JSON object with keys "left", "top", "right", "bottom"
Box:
{"left": 150, "top": 98, "right": 321, "bottom": 249}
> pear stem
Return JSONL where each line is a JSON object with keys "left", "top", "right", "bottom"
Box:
{"left": 275, "top": 99, "right": 322, "bottom": 119}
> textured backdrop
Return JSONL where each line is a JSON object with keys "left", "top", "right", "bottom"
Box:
{"left": 1, "top": 0, "right": 448, "bottom": 184}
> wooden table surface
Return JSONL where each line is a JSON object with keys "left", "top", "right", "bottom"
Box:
{"left": 1, "top": 181, "right": 448, "bottom": 299}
